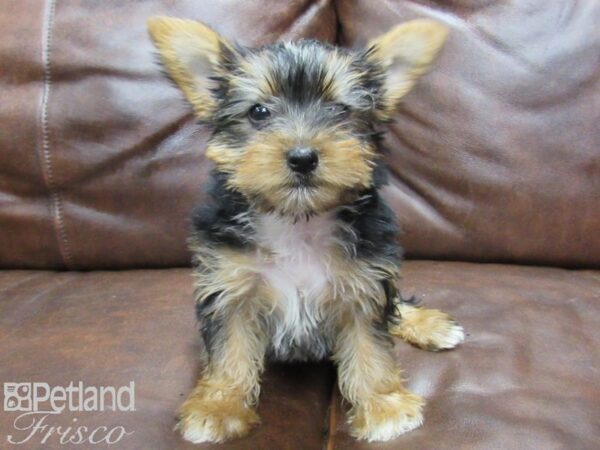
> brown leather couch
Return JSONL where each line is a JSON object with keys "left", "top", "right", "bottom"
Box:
{"left": 1, "top": 1, "right": 599, "bottom": 449}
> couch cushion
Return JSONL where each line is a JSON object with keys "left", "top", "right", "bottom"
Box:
{"left": 337, "top": 0, "right": 600, "bottom": 267}
{"left": 326, "top": 261, "right": 600, "bottom": 449}
{"left": 0, "top": 269, "right": 334, "bottom": 449}
{"left": 0, "top": 0, "right": 336, "bottom": 269}
{"left": 1, "top": 262, "right": 599, "bottom": 449}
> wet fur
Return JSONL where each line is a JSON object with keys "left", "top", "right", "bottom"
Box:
{"left": 148, "top": 16, "right": 463, "bottom": 444}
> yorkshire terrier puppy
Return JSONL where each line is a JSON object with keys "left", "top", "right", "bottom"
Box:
{"left": 148, "top": 16, "right": 463, "bottom": 443}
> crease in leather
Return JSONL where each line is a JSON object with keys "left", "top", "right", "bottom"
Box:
{"left": 0, "top": 271, "right": 49, "bottom": 297}
{"left": 280, "top": 0, "right": 315, "bottom": 36}
{"left": 282, "top": 0, "right": 335, "bottom": 41}
{"left": 325, "top": 385, "right": 339, "bottom": 450}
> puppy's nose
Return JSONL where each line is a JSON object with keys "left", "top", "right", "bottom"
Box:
{"left": 287, "top": 147, "right": 318, "bottom": 174}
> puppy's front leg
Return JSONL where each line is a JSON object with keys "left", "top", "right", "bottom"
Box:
{"left": 334, "top": 309, "right": 424, "bottom": 442}
{"left": 177, "top": 290, "right": 267, "bottom": 444}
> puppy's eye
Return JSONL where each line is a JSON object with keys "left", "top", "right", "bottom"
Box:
{"left": 248, "top": 104, "right": 271, "bottom": 122}
{"left": 327, "top": 103, "right": 351, "bottom": 119}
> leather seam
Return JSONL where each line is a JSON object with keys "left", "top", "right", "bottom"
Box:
{"left": 40, "top": 0, "right": 73, "bottom": 268}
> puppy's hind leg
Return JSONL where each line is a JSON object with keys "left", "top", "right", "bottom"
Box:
{"left": 389, "top": 297, "right": 464, "bottom": 351}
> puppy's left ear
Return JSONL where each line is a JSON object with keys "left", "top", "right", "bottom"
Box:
{"left": 148, "top": 16, "right": 238, "bottom": 120}
{"left": 366, "top": 20, "right": 449, "bottom": 120}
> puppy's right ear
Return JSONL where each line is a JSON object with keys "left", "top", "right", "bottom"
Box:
{"left": 147, "top": 16, "right": 237, "bottom": 120}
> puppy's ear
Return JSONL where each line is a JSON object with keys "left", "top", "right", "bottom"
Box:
{"left": 366, "top": 20, "right": 449, "bottom": 120}
{"left": 148, "top": 16, "right": 237, "bottom": 120}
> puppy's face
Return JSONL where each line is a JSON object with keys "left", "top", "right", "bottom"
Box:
{"left": 148, "top": 18, "right": 448, "bottom": 217}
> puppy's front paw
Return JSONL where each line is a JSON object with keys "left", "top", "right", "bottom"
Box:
{"left": 390, "top": 305, "right": 465, "bottom": 351}
{"left": 349, "top": 390, "right": 424, "bottom": 442}
{"left": 176, "top": 395, "right": 259, "bottom": 443}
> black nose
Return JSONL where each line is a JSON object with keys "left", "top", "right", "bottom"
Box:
{"left": 287, "top": 148, "right": 318, "bottom": 174}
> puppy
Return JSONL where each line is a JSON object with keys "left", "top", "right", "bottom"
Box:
{"left": 148, "top": 17, "right": 463, "bottom": 443}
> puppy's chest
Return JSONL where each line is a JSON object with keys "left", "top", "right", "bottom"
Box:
{"left": 253, "top": 213, "right": 339, "bottom": 359}
{"left": 256, "top": 214, "right": 336, "bottom": 300}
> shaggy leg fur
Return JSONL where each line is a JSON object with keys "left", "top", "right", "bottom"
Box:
{"left": 177, "top": 308, "right": 267, "bottom": 443}
{"left": 390, "top": 302, "right": 464, "bottom": 351}
{"left": 177, "top": 378, "right": 260, "bottom": 443}
{"left": 334, "top": 310, "right": 425, "bottom": 442}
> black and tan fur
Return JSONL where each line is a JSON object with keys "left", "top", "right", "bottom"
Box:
{"left": 148, "top": 17, "right": 463, "bottom": 443}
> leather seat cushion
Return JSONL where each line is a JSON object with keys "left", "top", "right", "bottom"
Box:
{"left": 1, "top": 262, "right": 599, "bottom": 449}
{"left": 328, "top": 261, "right": 600, "bottom": 449}
{"left": 0, "top": 269, "right": 334, "bottom": 449}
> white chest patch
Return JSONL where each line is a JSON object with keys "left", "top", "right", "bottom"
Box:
{"left": 254, "top": 212, "right": 338, "bottom": 359}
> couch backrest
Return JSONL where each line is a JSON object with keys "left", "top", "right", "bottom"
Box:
{"left": 337, "top": 0, "right": 600, "bottom": 268}
{"left": 0, "top": 0, "right": 336, "bottom": 269}
{"left": 0, "top": 0, "right": 598, "bottom": 269}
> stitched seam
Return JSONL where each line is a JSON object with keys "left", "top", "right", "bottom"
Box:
{"left": 40, "top": 0, "right": 73, "bottom": 268}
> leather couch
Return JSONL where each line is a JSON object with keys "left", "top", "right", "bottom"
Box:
{"left": 1, "top": 1, "right": 598, "bottom": 449}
